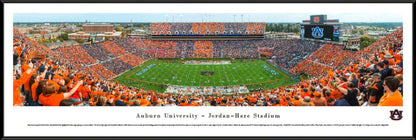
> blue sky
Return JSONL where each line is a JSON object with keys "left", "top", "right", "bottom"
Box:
{"left": 14, "top": 13, "right": 403, "bottom": 23}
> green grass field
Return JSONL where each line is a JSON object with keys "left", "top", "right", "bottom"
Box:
{"left": 114, "top": 59, "right": 297, "bottom": 92}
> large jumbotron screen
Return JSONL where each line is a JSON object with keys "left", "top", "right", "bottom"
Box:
{"left": 301, "top": 25, "right": 335, "bottom": 41}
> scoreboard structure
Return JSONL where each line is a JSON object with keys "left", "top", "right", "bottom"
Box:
{"left": 300, "top": 15, "right": 341, "bottom": 42}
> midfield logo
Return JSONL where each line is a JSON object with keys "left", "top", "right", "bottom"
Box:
{"left": 200, "top": 71, "right": 215, "bottom": 76}
{"left": 390, "top": 109, "right": 403, "bottom": 121}
{"left": 312, "top": 27, "right": 324, "bottom": 38}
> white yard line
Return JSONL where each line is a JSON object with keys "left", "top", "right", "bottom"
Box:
{"left": 193, "top": 65, "right": 196, "bottom": 86}
{"left": 236, "top": 63, "right": 244, "bottom": 85}
{"left": 198, "top": 66, "right": 202, "bottom": 86}
{"left": 176, "top": 64, "right": 181, "bottom": 84}
{"left": 222, "top": 64, "right": 231, "bottom": 85}
{"left": 228, "top": 65, "right": 237, "bottom": 86}
{"left": 185, "top": 64, "right": 189, "bottom": 84}
{"left": 216, "top": 65, "right": 222, "bottom": 87}
{"left": 248, "top": 63, "right": 260, "bottom": 84}
{"left": 212, "top": 64, "right": 216, "bottom": 86}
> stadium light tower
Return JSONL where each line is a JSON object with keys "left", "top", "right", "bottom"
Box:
{"left": 180, "top": 14, "right": 183, "bottom": 22}
{"left": 233, "top": 15, "right": 236, "bottom": 22}
{"left": 241, "top": 14, "right": 244, "bottom": 22}
{"left": 165, "top": 14, "right": 168, "bottom": 22}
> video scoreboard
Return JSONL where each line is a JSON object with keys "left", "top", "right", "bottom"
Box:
{"left": 301, "top": 15, "right": 340, "bottom": 42}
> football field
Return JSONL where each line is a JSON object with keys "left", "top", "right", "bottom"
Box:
{"left": 114, "top": 60, "right": 297, "bottom": 92}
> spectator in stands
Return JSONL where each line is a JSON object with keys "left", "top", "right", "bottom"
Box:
{"left": 376, "top": 62, "right": 392, "bottom": 80}
{"left": 115, "top": 95, "right": 126, "bottom": 106}
{"left": 13, "top": 62, "right": 34, "bottom": 106}
{"left": 106, "top": 97, "right": 114, "bottom": 106}
{"left": 327, "top": 97, "right": 335, "bottom": 106}
{"left": 96, "top": 96, "right": 108, "bottom": 106}
{"left": 378, "top": 76, "right": 403, "bottom": 106}
{"left": 312, "top": 93, "right": 327, "bottom": 106}
{"left": 59, "top": 99, "right": 75, "bottom": 106}
{"left": 333, "top": 98, "right": 350, "bottom": 106}
{"left": 131, "top": 99, "right": 141, "bottom": 106}
{"left": 349, "top": 73, "right": 359, "bottom": 88}
{"left": 337, "top": 82, "right": 360, "bottom": 106}
{"left": 292, "top": 95, "right": 302, "bottom": 106}
{"left": 38, "top": 80, "right": 83, "bottom": 106}
{"left": 300, "top": 96, "right": 313, "bottom": 106}
{"left": 368, "top": 73, "right": 384, "bottom": 106}
{"left": 26, "top": 74, "right": 38, "bottom": 106}
{"left": 394, "top": 74, "right": 403, "bottom": 96}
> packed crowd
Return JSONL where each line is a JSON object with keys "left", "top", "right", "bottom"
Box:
{"left": 171, "top": 41, "right": 193, "bottom": 58}
{"left": 12, "top": 27, "right": 403, "bottom": 107}
{"left": 101, "top": 58, "right": 133, "bottom": 76}
{"left": 81, "top": 43, "right": 116, "bottom": 61}
{"left": 270, "top": 39, "right": 324, "bottom": 71}
{"left": 113, "top": 38, "right": 141, "bottom": 53}
{"left": 112, "top": 40, "right": 261, "bottom": 59}
{"left": 53, "top": 45, "right": 97, "bottom": 68}
{"left": 290, "top": 60, "right": 334, "bottom": 77}
{"left": 151, "top": 23, "right": 266, "bottom": 36}
{"left": 82, "top": 64, "right": 116, "bottom": 80}
{"left": 99, "top": 41, "right": 127, "bottom": 57}
{"left": 289, "top": 43, "right": 356, "bottom": 77}
{"left": 259, "top": 48, "right": 272, "bottom": 56}
{"left": 194, "top": 41, "right": 213, "bottom": 58}
{"left": 13, "top": 29, "right": 61, "bottom": 64}
{"left": 118, "top": 53, "right": 144, "bottom": 68}
{"left": 308, "top": 43, "right": 356, "bottom": 70}
{"left": 50, "top": 38, "right": 152, "bottom": 80}
{"left": 152, "top": 41, "right": 177, "bottom": 58}
{"left": 213, "top": 40, "right": 259, "bottom": 58}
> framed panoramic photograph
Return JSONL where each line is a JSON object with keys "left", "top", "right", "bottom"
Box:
{"left": 3, "top": 2, "right": 414, "bottom": 140}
